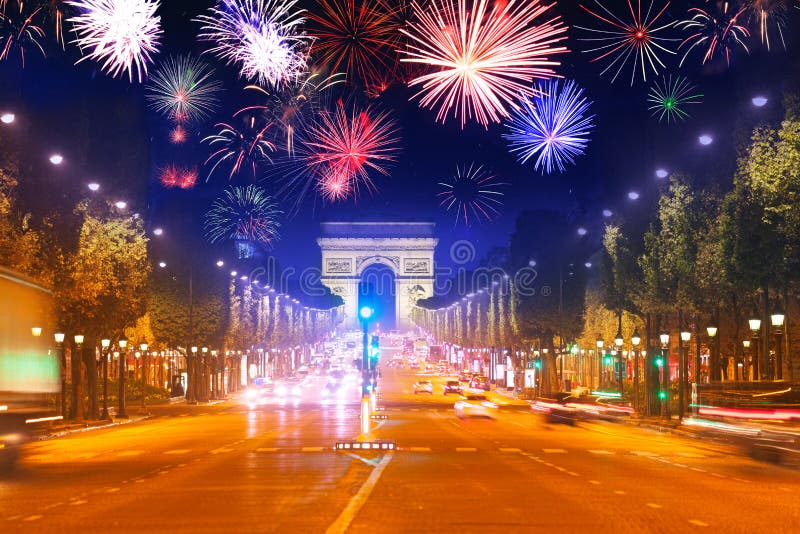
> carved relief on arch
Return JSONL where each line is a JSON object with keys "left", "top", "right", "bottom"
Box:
{"left": 356, "top": 255, "right": 400, "bottom": 273}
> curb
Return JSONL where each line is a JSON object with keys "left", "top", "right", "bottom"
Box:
{"left": 39, "top": 415, "right": 151, "bottom": 441}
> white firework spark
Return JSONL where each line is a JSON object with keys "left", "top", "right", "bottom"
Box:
{"left": 68, "top": 0, "right": 162, "bottom": 82}
{"left": 195, "top": 0, "right": 309, "bottom": 87}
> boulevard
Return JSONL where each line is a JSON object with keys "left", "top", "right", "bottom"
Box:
{"left": 2, "top": 361, "right": 798, "bottom": 533}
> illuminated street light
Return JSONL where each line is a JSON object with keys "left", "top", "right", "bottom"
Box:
{"left": 602, "top": 209, "right": 613, "bottom": 217}
{"left": 772, "top": 309, "right": 785, "bottom": 380}
{"left": 114, "top": 200, "right": 127, "bottom": 210}
{"left": 158, "top": 261, "right": 166, "bottom": 268}
{"left": 528, "top": 259, "right": 537, "bottom": 267}
{"left": 359, "top": 306, "right": 374, "bottom": 320}
{"left": 216, "top": 260, "right": 224, "bottom": 267}
{"left": 230, "top": 270, "right": 237, "bottom": 277}
{"left": 88, "top": 182, "right": 100, "bottom": 192}
{"left": 698, "top": 134, "right": 713, "bottom": 146}
{"left": 74, "top": 334, "right": 85, "bottom": 344}
{"left": 577, "top": 227, "right": 587, "bottom": 236}
{"left": 751, "top": 96, "right": 768, "bottom": 107}
{"left": 49, "top": 154, "right": 64, "bottom": 165}
{"left": 153, "top": 227, "right": 164, "bottom": 236}
{"left": 628, "top": 191, "right": 640, "bottom": 200}
{"left": 655, "top": 168, "right": 669, "bottom": 179}
{"left": 54, "top": 332, "right": 65, "bottom": 343}
{"left": 31, "top": 326, "right": 42, "bottom": 337}
{"left": 584, "top": 262, "right": 592, "bottom": 268}
{"left": 1, "top": 113, "right": 14, "bottom": 124}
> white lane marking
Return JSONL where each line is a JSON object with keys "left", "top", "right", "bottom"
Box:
{"left": 566, "top": 471, "right": 580, "bottom": 477}
{"left": 408, "top": 447, "right": 431, "bottom": 452}
{"left": 673, "top": 463, "right": 688, "bottom": 468}
{"left": 164, "top": 449, "right": 192, "bottom": 455}
{"left": 256, "top": 447, "right": 279, "bottom": 452}
{"left": 302, "top": 447, "right": 324, "bottom": 452}
{"left": 325, "top": 451, "right": 394, "bottom": 534}
{"left": 106, "top": 488, "right": 120, "bottom": 493}
{"left": 614, "top": 490, "right": 626, "bottom": 495}
{"left": 646, "top": 503, "right": 663, "bottom": 509}
{"left": 711, "top": 473, "right": 726, "bottom": 479}
{"left": 7, "top": 515, "right": 21, "bottom": 520}
{"left": 158, "top": 471, "right": 169, "bottom": 475}
{"left": 543, "top": 448, "right": 567, "bottom": 454}
{"left": 499, "top": 448, "right": 521, "bottom": 453}
{"left": 117, "top": 450, "right": 143, "bottom": 457}
{"left": 676, "top": 452, "right": 705, "bottom": 458}
{"left": 23, "top": 515, "right": 43, "bottom": 521}
{"left": 589, "top": 480, "right": 601, "bottom": 485}
{"left": 690, "top": 467, "right": 706, "bottom": 473}
{"left": 210, "top": 447, "right": 234, "bottom": 454}
{"left": 456, "top": 447, "right": 477, "bottom": 452}
{"left": 588, "top": 449, "right": 613, "bottom": 455}
{"left": 69, "top": 500, "right": 88, "bottom": 506}
{"left": 135, "top": 479, "right": 145, "bottom": 483}
{"left": 688, "top": 519, "right": 709, "bottom": 527}
{"left": 630, "top": 451, "right": 658, "bottom": 457}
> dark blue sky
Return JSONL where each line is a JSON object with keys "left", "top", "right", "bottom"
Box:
{"left": 1, "top": 0, "right": 798, "bottom": 274}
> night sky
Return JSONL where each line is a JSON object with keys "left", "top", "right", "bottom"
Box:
{"left": 1, "top": 0, "right": 798, "bottom": 275}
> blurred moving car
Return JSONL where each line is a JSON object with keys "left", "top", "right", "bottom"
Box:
{"left": 413, "top": 380, "right": 433, "bottom": 394}
{"left": 454, "top": 394, "right": 497, "bottom": 418}
{"left": 443, "top": 380, "right": 462, "bottom": 395}
{"left": 244, "top": 377, "right": 274, "bottom": 408}
{"left": 458, "top": 371, "right": 472, "bottom": 382}
{"left": 468, "top": 375, "right": 490, "bottom": 391}
{"left": 532, "top": 393, "right": 633, "bottom": 424}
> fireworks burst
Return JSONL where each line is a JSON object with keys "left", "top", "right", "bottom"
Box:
{"left": 145, "top": 54, "right": 222, "bottom": 123}
{"left": 203, "top": 115, "right": 276, "bottom": 181}
{"left": 576, "top": 0, "right": 677, "bottom": 85}
{"left": 503, "top": 78, "right": 595, "bottom": 175}
{"left": 0, "top": 1, "right": 46, "bottom": 66}
{"left": 400, "top": 0, "right": 568, "bottom": 129}
{"left": 204, "top": 184, "right": 282, "bottom": 247}
{"left": 284, "top": 102, "right": 400, "bottom": 204}
{"left": 306, "top": 0, "right": 399, "bottom": 88}
{"left": 437, "top": 163, "right": 505, "bottom": 226}
{"left": 45, "top": 0, "right": 70, "bottom": 46}
{"left": 240, "top": 72, "right": 342, "bottom": 155}
{"left": 677, "top": 1, "right": 750, "bottom": 67}
{"left": 170, "top": 124, "right": 188, "bottom": 144}
{"left": 68, "top": 0, "right": 163, "bottom": 82}
{"left": 196, "top": 0, "right": 309, "bottom": 86}
{"left": 158, "top": 164, "right": 198, "bottom": 189}
{"left": 647, "top": 74, "right": 703, "bottom": 123}
{"left": 746, "top": 0, "right": 789, "bottom": 51}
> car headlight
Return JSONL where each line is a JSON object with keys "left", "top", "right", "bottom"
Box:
{"left": 246, "top": 389, "right": 257, "bottom": 400}
{"left": 276, "top": 386, "right": 287, "bottom": 396}
{"left": 291, "top": 386, "right": 301, "bottom": 396}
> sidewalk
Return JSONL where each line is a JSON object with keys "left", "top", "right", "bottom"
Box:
{"left": 38, "top": 413, "right": 151, "bottom": 440}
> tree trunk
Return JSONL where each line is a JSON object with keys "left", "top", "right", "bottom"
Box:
{"left": 70, "top": 345, "right": 84, "bottom": 421}
{"left": 762, "top": 284, "right": 770, "bottom": 381}
{"left": 86, "top": 347, "right": 98, "bottom": 420}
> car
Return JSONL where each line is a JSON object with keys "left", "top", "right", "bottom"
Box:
{"left": 443, "top": 380, "right": 462, "bottom": 395}
{"left": 531, "top": 393, "right": 580, "bottom": 424}
{"left": 454, "top": 394, "right": 498, "bottom": 418}
{"left": 469, "top": 376, "right": 490, "bottom": 391}
{"left": 458, "top": 371, "right": 473, "bottom": 383}
{"left": 244, "top": 380, "right": 273, "bottom": 408}
{"left": 413, "top": 380, "right": 433, "bottom": 394}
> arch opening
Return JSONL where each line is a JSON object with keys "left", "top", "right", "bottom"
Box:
{"left": 358, "top": 264, "right": 396, "bottom": 331}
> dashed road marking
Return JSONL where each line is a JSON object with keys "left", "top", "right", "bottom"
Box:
{"left": 456, "top": 447, "right": 477, "bottom": 452}
{"left": 588, "top": 449, "right": 613, "bottom": 455}
{"left": 630, "top": 451, "right": 658, "bottom": 457}
{"left": 543, "top": 448, "right": 567, "bottom": 454}
{"left": 301, "top": 447, "right": 324, "bottom": 452}
{"left": 325, "top": 452, "right": 394, "bottom": 534}
{"left": 589, "top": 480, "right": 601, "bottom": 485}
{"left": 690, "top": 467, "right": 706, "bottom": 473}
{"left": 106, "top": 488, "right": 120, "bottom": 493}
{"left": 117, "top": 450, "right": 143, "bottom": 457}
{"left": 164, "top": 449, "right": 192, "bottom": 455}
{"left": 408, "top": 447, "right": 431, "bottom": 452}
{"left": 688, "top": 519, "right": 709, "bottom": 527}
{"left": 69, "top": 500, "right": 88, "bottom": 506}
{"left": 711, "top": 473, "right": 726, "bottom": 479}
{"left": 256, "top": 447, "right": 279, "bottom": 452}
{"left": 646, "top": 503, "right": 663, "bottom": 509}
{"left": 499, "top": 447, "right": 521, "bottom": 453}
{"left": 566, "top": 471, "right": 580, "bottom": 477}
{"left": 23, "top": 515, "right": 43, "bottom": 521}
{"left": 614, "top": 490, "right": 626, "bottom": 495}
{"left": 673, "top": 463, "right": 688, "bottom": 468}
{"left": 210, "top": 447, "right": 234, "bottom": 454}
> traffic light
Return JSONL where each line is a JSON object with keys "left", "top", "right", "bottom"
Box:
{"left": 603, "top": 354, "right": 613, "bottom": 366}
{"left": 655, "top": 356, "right": 665, "bottom": 367}
{"left": 369, "top": 335, "right": 380, "bottom": 366}
{"left": 658, "top": 390, "right": 668, "bottom": 400}
{"left": 533, "top": 358, "right": 542, "bottom": 369}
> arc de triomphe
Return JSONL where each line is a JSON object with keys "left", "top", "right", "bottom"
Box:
{"left": 317, "top": 222, "right": 438, "bottom": 330}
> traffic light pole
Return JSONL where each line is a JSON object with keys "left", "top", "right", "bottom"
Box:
{"left": 361, "top": 314, "right": 371, "bottom": 436}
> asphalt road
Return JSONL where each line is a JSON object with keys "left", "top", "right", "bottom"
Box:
{"left": 2, "top": 365, "right": 798, "bottom": 533}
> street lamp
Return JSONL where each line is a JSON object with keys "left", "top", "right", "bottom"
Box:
{"left": 31, "top": 326, "right": 42, "bottom": 337}
{"left": 139, "top": 343, "right": 149, "bottom": 411}
{"left": 679, "top": 328, "right": 691, "bottom": 419}
{"left": 54, "top": 332, "right": 66, "bottom": 416}
{"left": 118, "top": 339, "right": 128, "bottom": 418}
{"left": 658, "top": 333, "right": 669, "bottom": 419}
{"left": 596, "top": 337, "right": 604, "bottom": 390}
{"left": 631, "top": 329, "right": 641, "bottom": 412}
{"left": 749, "top": 318, "right": 761, "bottom": 380}
{"left": 614, "top": 330, "right": 623, "bottom": 398}
{"left": 707, "top": 326, "right": 718, "bottom": 381}
{"left": 359, "top": 305, "right": 375, "bottom": 435}
{"left": 100, "top": 339, "right": 111, "bottom": 420}
{"left": 771, "top": 310, "right": 785, "bottom": 380}
{"left": 742, "top": 339, "right": 751, "bottom": 381}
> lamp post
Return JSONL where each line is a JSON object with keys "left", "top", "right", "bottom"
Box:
{"left": 359, "top": 305, "right": 374, "bottom": 435}
{"left": 100, "top": 339, "right": 111, "bottom": 420}
{"left": 707, "top": 326, "right": 718, "bottom": 382}
{"left": 54, "top": 332, "right": 66, "bottom": 417}
{"left": 190, "top": 346, "right": 198, "bottom": 403}
{"left": 139, "top": 343, "right": 149, "bottom": 411}
{"left": 596, "top": 337, "right": 604, "bottom": 391}
{"left": 614, "top": 330, "right": 623, "bottom": 399}
{"left": 659, "top": 333, "right": 669, "bottom": 419}
{"left": 742, "top": 339, "right": 751, "bottom": 381}
{"left": 201, "top": 347, "right": 209, "bottom": 401}
{"left": 117, "top": 339, "right": 128, "bottom": 419}
{"left": 749, "top": 318, "right": 761, "bottom": 381}
{"left": 679, "top": 328, "right": 691, "bottom": 420}
{"left": 211, "top": 350, "right": 218, "bottom": 399}
{"left": 74, "top": 335, "right": 84, "bottom": 420}
{"left": 631, "top": 329, "right": 641, "bottom": 413}
{"left": 771, "top": 310, "right": 785, "bottom": 380}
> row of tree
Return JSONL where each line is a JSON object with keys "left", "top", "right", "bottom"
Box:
{"left": 414, "top": 95, "right": 800, "bottom": 409}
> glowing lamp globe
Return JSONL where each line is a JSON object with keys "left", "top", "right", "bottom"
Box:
{"left": 359, "top": 306, "right": 374, "bottom": 320}
{"left": 751, "top": 96, "right": 768, "bottom": 107}
{"left": 655, "top": 169, "right": 668, "bottom": 179}
{"left": 1, "top": 113, "right": 14, "bottom": 124}
{"left": 698, "top": 134, "right": 713, "bottom": 146}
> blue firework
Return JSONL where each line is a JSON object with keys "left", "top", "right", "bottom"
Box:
{"left": 503, "top": 79, "right": 596, "bottom": 175}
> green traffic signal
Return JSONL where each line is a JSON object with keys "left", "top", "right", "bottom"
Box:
{"left": 534, "top": 359, "right": 542, "bottom": 369}
{"left": 658, "top": 390, "right": 668, "bottom": 400}
{"left": 603, "top": 355, "right": 612, "bottom": 365}
{"left": 655, "top": 357, "right": 664, "bottom": 367}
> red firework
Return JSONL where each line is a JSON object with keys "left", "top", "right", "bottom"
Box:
{"left": 170, "top": 125, "right": 188, "bottom": 144}
{"left": 306, "top": 0, "right": 400, "bottom": 89}
{"left": 159, "top": 164, "right": 198, "bottom": 189}
{"left": 301, "top": 103, "right": 400, "bottom": 200}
